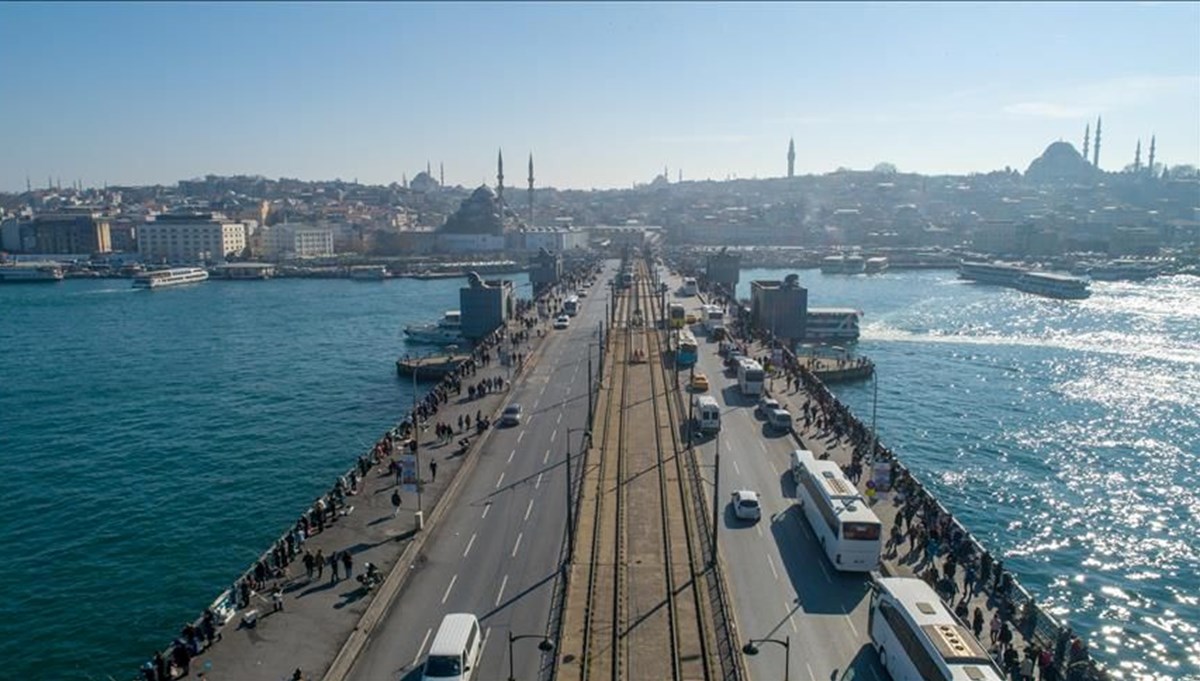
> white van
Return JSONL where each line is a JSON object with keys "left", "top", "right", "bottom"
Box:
{"left": 767, "top": 408, "right": 793, "bottom": 433}
{"left": 422, "top": 613, "right": 483, "bottom": 681}
{"left": 693, "top": 395, "right": 721, "bottom": 434}
{"left": 790, "top": 449, "right": 816, "bottom": 484}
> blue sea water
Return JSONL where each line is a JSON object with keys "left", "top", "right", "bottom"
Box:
{"left": 737, "top": 269, "right": 1200, "bottom": 681}
{"left": 0, "top": 275, "right": 528, "bottom": 681}
{"left": 0, "top": 269, "right": 1195, "bottom": 680}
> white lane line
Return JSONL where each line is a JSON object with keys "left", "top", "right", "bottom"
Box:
{"left": 481, "top": 504, "right": 490, "bottom": 519}
{"left": 540, "top": 384, "right": 547, "bottom": 396}
{"left": 806, "top": 662, "right": 816, "bottom": 681}
{"left": 767, "top": 554, "right": 779, "bottom": 581}
{"left": 557, "top": 412, "right": 563, "bottom": 424}
{"left": 495, "top": 574, "right": 509, "bottom": 606}
{"left": 441, "top": 574, "right": 458, "bottom": 604}
{"left": 845, "top": 615, "right": 859, "bottom": 637}
{"left": 508, "top": 448, "right": 516, "bottom": 464}
{"left": 551, "top": 428, "right": 557, "bottom": 443}
{"left": 517, "top": 431, "right": 525, "bottom": 444}
{"left": 463, "top": 533, "right": 477, "bottom": 558}
{"left": 524, "top": 498, "right": 535, "bottom": 522}
{"left": 533, "top": 399, "right": 540, "bottom": 411}
{"left": 495, "top": 472, "right": 505, "bottom": 489}
{"left": 732, "top": 460, "right": 741, "bottom": 476}
{"left": 817, "top": 553, "right": 834, "bottom": 582}
{"left": 759, "top": 441, "right": 768, "bottom": 453}
{"left": 512, "top": 532, "right": 524, "bottom": 557}
{"left": 413, "top": 627, "right": 433, "bottom": 667}
{"left": 535, "top": 472, "right": 543, "bottom": 489}
{"left": 769, "top": 461, "right": 779, "bottom": 476}
{"left": 543, "top": 448, "right": 551, "bottom": 464}
{"left": 479, "top": 627, "right": 492, "bottom": 664}
{"left": 755, "top": 524, "right": 763, "bottom": 537}
{"left": 789, "top": 614, "right": 798, "bottom": 632}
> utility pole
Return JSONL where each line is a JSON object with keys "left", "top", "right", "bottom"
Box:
{"left": 712, "top": 447, "right": 720, "bottom": 567}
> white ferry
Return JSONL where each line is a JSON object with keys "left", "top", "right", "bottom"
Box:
{"left": 350, "top": 265, "right": 388, "bottom": 281}
{"left": 131, "top": 267, "right": 210, "bottom": 289}
{"left": 958, "top": 260, "right": 1025, "bottom": 286}
{"left": 1085, "top": 259, "right": 1162, "bottom": 282}
{"left": 804, "top": 308, "right": 862, "bottom": 342}
{"left": 1015, "top": 272, "right": 1091, "bottom": 300}
{"left": 0, "top": 262, "right": 64, "bottom": 283}
{"left": 843, "top": 255, "right": 866, "bottom": 274}
{"left": 865, "top": 256, "right": 889, "bottom": 274}
{"left": 820, "top": 255, "right": 845, "bottom": 274}
{"left": 404, "top": 310, "right": 464, "bottom": 345}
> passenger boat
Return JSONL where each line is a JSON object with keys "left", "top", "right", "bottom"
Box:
{"left": 0, "top": 262, "right": 64, "bottom": 283}
{"left": 1014, "top": 272, "right": 1091, "bottom": 300}
{"left": 131, "top": 267, "right": 209, "bottom": 289}
{"left": 1085, "top": 259, "right": 1162, "bottom": 282}
{"left": 404, "top": 310, "right": 464, "bottom": 345}
{"left": 350, "top": 265, "right": 388, "bottom": 280}
{"left": 843, "top": 255, "right": 866, "bottom": 274}
{"left": 820, "top": 256, "right": 845, "bottom": 274}
{"left": 865, "top": 256, "right": 889, "bottom": 274}
{"left": 804, "top": 308, "right": 862, "bottom": 342}
{"left": 958, "top": 260, "right": 1025, "bottom": 286}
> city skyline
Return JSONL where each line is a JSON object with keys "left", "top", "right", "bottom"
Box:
{"left": 1, "top": 1, "right": 1198, "bottom": 192}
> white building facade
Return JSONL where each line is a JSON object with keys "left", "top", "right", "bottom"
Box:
{"left": 262, "top": 224, "right": 335, "bottom": 259}
{"left": 139, "top": 213, "right": 247, "bottom": 264}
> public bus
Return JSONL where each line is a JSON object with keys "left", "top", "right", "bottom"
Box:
{"left": 736, "top": 358, "right": 765, "bottom": 396}
{"left": 681, "top": 277, "right": 698, "bottom": 296}
{"left": 564, "top": 295, "right": 580, "bottom": 316}
{"left": 703, "top": 304, "right": 724, "bottom": 332}
{"left": 669, "top": 303, "right": 687, "bottom": 329}
{"left": 675, "top": 328, "right": 698, "bottom": 368}
{"left": 869, "top": 576, "right": 1004, "bottom": 681}
{"left": 791, "top": 449, "right": 882, "bottom": 572}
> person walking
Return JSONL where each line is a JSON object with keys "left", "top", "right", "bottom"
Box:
{"left": 329, "top": 551, "right": 340, "bottom": 583}
{"left": 314, "top": 549, "right": 325, "bottom": 579}
{"left": 972, "top": 606, "right": 985, "bottom": 639}
{"left": 430, "top": 460, "right": 438, "bottom": 482}
{"left": 391, "top": 489, "right": 403, "bottom": 517}
{"left": 302, "top": 550, "right": 314, "bottom": 580}
{"left": 342, "top": 550, "right": 353, "bottom": 580}
{"left": 990, "top": 611, "right": 1002, "bottom": 645}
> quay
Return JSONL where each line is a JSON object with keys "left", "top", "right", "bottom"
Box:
{"left": 395, "top": 353, "right": 472, "bottom": 380}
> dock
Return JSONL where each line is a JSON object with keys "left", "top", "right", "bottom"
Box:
{"left": 394, "top": 354, "right": 471, "bottom": 380}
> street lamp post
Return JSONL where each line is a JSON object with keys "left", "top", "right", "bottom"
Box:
{"left": 564, "top": 428, "right": 591, "bottom": 562}
{"left": 742, "top": 636, "right": 791, "bottom": 681}
{"left": 411, "top": 358, "right": 424, "bottom": 528}
{"left": 507, "top": 632, "right": 554, "bottom": 681}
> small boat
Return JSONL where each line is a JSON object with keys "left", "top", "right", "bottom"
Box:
{"left": 131, "top": 267, "right": 209, "bottom": 289}
{"left": 865, "top": 257, "right": 889, "bottom": 274}
{"left": 0, "top": 262, "right": 64, "bottom": 283}
{"left": 404, "top": 310, "right": 464, "bottom": 345}
{"left": 349, "top": 265, "right": 388, "bottom": 281}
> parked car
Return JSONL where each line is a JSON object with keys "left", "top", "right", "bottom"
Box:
{"left": 731, "top": 490, "right": 762, "bottom": 521}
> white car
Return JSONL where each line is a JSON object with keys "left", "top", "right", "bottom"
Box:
{"left": 731, "top": 490, "right": 762, "bottom": 521}
{"left": 554, "top": 315, "right": 570, "bottom": 330}
{"left": 756, "top": 397, "right": 781, "bottom": 418}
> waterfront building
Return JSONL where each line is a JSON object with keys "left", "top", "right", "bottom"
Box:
{"left": 750, "top": 274, "right": 808, "bottom": 343}
{"left": 260, "top": 224, "right": 335, "bottom": 259}
{"left": 26, "top": 210, "right": 112, "bottom": 254}
{"left": 705, "top": 248, "right": 741, "bottom": 292}
{"left": 515, "top": 227, "right": 588, "bottom": 252}
{"left": 212, "top": 262, "right": 276, "bottom": 280}
{"left": 459, "top": 273, "right": 513, "bottom": 341}
{"left": 529, "top": 247, "right": 562, "bottom": 290}
{"left": 138, "top": 212, "right": 248, "bottom": 265}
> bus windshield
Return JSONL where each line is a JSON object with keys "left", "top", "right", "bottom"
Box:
{"left": 842, "top": 522, "right": 881, "bottom": 541}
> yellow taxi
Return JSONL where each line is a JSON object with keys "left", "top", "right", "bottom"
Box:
{"left": 685, "top": 312, "right": 699, "bottom": 324}
{"left": 690, "top": 372, "right": 710, "bottom": 392}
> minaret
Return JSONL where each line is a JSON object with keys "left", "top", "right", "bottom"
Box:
{"left": 787, "top": 137, "right": 796, "bottom": 178}
{"left": 1092, "top": 117, "right": 1102, "bottom": 168}
{"left": 1147, "top": 135, "right": 1156, "bottom": 176}
{"left": 1133, "top": 139, "right": 1142, "bottom": 173}
{"left": 1081, "top": 123, "right": 1090, "bottom": 163}
{"left": 496, "top": 148, "right": 505, "bottom": 203}
{"left": 527, "top": 153, "right": 535, "bottom": 227}
{"left": 439, "top": 162, "right": 444, "bottom": 187}
{"left": 402, "top": 173, "right": 407, "bottom": 188}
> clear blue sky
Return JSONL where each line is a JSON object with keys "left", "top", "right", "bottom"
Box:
{"left": 1, "top": 2, "right": 1197, "bottom": 191}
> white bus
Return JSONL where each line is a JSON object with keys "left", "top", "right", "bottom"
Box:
{"left": 681, "top": 277, "right": 698, "bottom": 296}
{"left": 703, "top": 304, "right": 724, "bottom": 332}
{"left": 869, "top": 576, "right": 1004, "bottom": 681}
{"left": 563, "top": 295, "right": 580, "bottom": 316}
{"left": 791, "top": 450, "right": 882, "bottom": 571}
{"left": 693, "top": 395, "right": 721, "bottom": 434}
{"left": 736, "top": 359, "right": 765, "bottom": 396}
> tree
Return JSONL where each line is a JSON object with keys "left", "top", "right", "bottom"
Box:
{"left": 872, "top": 162, "right": 898, "bottom": 175}
{"left": 1168, "top": 164, "right": 1198, "bottom": 179}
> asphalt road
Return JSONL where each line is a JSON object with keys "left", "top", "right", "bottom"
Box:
{"left": 668, "top": 281, "right": 888, "bottom": 681}
{"left": 347, "top": 261, "right": 617, "bottom": 681}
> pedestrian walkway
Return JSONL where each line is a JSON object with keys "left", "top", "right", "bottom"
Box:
{"left": 140, "top": 281, "right": 580, "bottom": 681}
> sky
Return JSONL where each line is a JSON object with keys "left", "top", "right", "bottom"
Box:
{"left": 1, "top": 1, "right": 1198, "bottom": 192}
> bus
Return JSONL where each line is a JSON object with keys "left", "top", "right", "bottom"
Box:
{"left": 869, "top": 576, "right": 1004, "bottom": 681}
{"left": 703, "top": 304, "right": 724, "bottom": 332}
{"left": 791, "top": 449, "right": 882, "bottom": 571}
{"left": 681, "top": 277, "right": 698, "bottom": 296}
{"left": 736, "top": 359, "right": 765, "bottom": 396}
{"left": 675, "top": 328, "right": 698, "bottom": 368}
{"left": 669, "top": 303, "right": 687, "bottom": 329}
{"left": 692, "top": 395, "right": 721, "bottom": 434}
{"left": 564, "top": 296, "right": 580, "bottom": 316}
{"left": 619, "top": 271, "right": 634, "bottom": 289}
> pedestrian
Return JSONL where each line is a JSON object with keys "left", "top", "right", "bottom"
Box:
{"left": 972, "top": 606, "right": 985, "bottom": 639}
{"left": 303, "top": 550, "right": 314, "bottom": 580}
{"left": 990, "top": 611, "right": 1002, "bottom": 644}
{"left": 999, "top": 621, "right": 1013, "bottom": 653}
{"left": 329, "top": 550, "right": 339, "bottom": 582}
{"left": 272, "top": 586, "right": 284, "bottom": 613}
{"left": 342, "top": 550, "right": 353, "bottom": 579}
{"left": 314, "top": 549, "right": 325, "bottom": 579}
{"left": 392, "top": 489, "right": 403, "bottom": 516}
{"left": 430, "top": 460, "right": 438, "bottom": 482}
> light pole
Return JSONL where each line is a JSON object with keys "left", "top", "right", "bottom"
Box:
{"left": 507, "top": 632, "right": 554, "bottom": 681}
{"left": 564, "top": 428, "right": 591, "bottom": 562}
{"left": 869, "top": 366, "right": 879, "bottom": 465}
{"left": 742, "top": 636, "right": 790, "bottom": 681}
{"left": 411, "top": 357, "right": 425, "bottom": 528}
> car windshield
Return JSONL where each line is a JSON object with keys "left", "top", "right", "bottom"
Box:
{"left": 739, "top": 498, "right": 759, "bottom": 508}
{"left": 424, "top": 655, "right": 462, "bottom": 677}
{"left": 505, "top": 406, "right": 520, "bottom": 414}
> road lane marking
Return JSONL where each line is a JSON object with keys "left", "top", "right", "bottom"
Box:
{"left": 845, "top": 615, "right": 859, "bottom": 637}
{"left": 767, "top": 554, "right": 779, "bottom": 581}
{"left": 480, "top": 627, "right": 491, "bottom": 664}
{"left": 789, "top": 614, "right": 798, "bottom": 632}
{"left": 508, "top": 448, "right": 516, "bottom": 464}
{"left": 817, "top": 554, "right": 834, "bottom": 582}
{"left": 463, "top": 533, "right": 477, "bottom": 558}
{"left": 517, "top": 431, "right": 525, "bottom": 444}
{"left": 756, "top": 524, "right": 763, "bottom": 537}
{"left": 441, "top": 574, "right": 458, "bottom": 604}
{"left": 413, "top": 627, "right": 433, "bottom": 667}
{"left": 524, "top": 498, "right": 535, "bottom": 521}
{"left": 495, "top": 574, "right": 509, "bottom": 606}
{"left": 769, "top": 461, "right": 779, "bottom": 476}
{"left": 543, "top": 449, "right": 551, "bottom": 464}
{"left": 512, "top": 532, "right": 523, "bottom": 557}
{"left": 551, "top": 428, "right": 557, "bottom": 443}
{"left": 495, "top": 472, "right": 505, "bottom": 489}
{"left": 557, "top": 412, "right": 563, "bottom": 424}
{"left": 535, "top": 472, "right": 543, "bottom": 489}
{"left": 732, "top": 460, "right": 741, "bottom": 476}
{"left": 759, "top": 441, "right": 768, "bottom": 453}
{"left": 481, "top": 504, "right": 490, "bottom": 519}
{"left": 806, "top": 662, "right": 816, "bottom": 681}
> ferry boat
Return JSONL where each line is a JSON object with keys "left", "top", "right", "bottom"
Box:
{"left": 0, "top": 262, "right": 64, "bottom": 283}
{"left": 843, "top": 255, "right": 866, "bottom": 274}
{"left": 820, "top": 256, "right": 845, "bottom": 274}
{"left": 804, "top": 308, "right": 862, "bottom": 342}
{"left": 131, "top": 267, "right": 210, "bottom": 289}
{"left": 1015, "top": 272, "right": 1091, "bottom": 300}
{"left": 404, "top": 310, "right": 464, "bottom": 345}
{"left": 958, "top": 260, "right": 1025, "bottom": 286}
{"left": 1085, "top": 259, "right": 1162, "bottom": 282}
{"left": 865, "top": 256, "right": 889, "bottom": 274}
{"left": 350, "top": 265, "right": 388, "bottom": 281}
